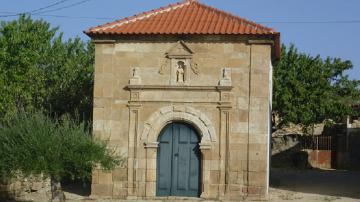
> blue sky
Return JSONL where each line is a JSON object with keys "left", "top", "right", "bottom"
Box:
{"left": 1, "top": 0, "right": 359, "bottom": 79}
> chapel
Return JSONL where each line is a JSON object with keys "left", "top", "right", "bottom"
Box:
{"left": 85, "top": 0, "right": 280, "bottom": 200}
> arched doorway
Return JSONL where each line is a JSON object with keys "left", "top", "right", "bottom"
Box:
{"left": 156, "top": 122, "right": 201, "bottom": 197}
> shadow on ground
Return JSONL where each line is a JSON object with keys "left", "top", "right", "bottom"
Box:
{"left": 61, "top": 179, "right": 91, "bottom": 197}
{"left": 271, "top": 136, "right": 360, "bottom": 199}
{"left": 270, "top": 168, "right": 360, "bottom": 199}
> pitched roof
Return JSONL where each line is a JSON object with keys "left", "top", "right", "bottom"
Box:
{"left": 85, "top": 0, "right": 280, "bottom": 58}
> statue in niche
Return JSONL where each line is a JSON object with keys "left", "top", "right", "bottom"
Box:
{"left": 176, "top": 61, "right": 185, "bottom": 83}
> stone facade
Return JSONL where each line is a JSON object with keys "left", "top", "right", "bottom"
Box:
{"left": 91, "top": 35, "right": 273, "bottom": 200}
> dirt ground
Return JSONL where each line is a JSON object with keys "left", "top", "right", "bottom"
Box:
{"left": 11, "top": 168, "right": 360, "bottom": 202}
{"left": 269, "top": 188, "right": 359, "bottom": 202}
{"left": 270, "top": 168, "right": 360, "bottom": 202}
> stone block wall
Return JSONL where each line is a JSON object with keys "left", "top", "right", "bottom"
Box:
{"left": 91, "top": 35, "right": 272, "bottom": 200}
{"left": 0, "top": 175, "right": 50, "bottom": 201}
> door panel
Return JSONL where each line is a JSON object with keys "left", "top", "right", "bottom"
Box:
{"left": 189, "top": 129, "right": 200, "bottom": 191}
{"left": 156, "top": 123, "right": 200, "bottom": 197}
{"left": 156, "top": 125, "right": 173, "bottom": 196}
{"left": 172, "top": 124, "right": 189, "bottom": 193}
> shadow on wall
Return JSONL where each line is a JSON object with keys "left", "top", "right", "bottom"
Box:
{"left": 339, "top": 128, "right": 360, "bottom": 170}
{"left": 61, "top": 178, "right": 91, "bottom": 197}
{"left": 0, "top": 183, "right": 16, "bottom": 202}
{"left": 272, "top": 134, "right": 337, "bottom": 169}
{"left": 271, "top": 141, "right": 312, "bottom": 169}
{"left": 0, "top": 176, "right": 50, "bottom": 202}
{"left": 272, "top": 134, "right": 315, "bottom": 169}
{"left": 0, "top": 178, "right": 90, "bottom": 202}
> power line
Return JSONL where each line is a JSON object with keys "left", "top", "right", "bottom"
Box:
{"left": 0, "top": 0, "right": 71, "bottom": 17}
{"left": 27, "top": 0, "right": 71, "bottom": 14}
{"left": 0, "top": 12, "right": 114, "bottom": 20}
{"left": 29, "top": 15, "right": 360, "bottom": 24}
{"left": 0, "top": 0, "right": 91, "bottom": 17}
{"left": 258, "top": 20, "right": 360, "bottom": 24}
{"left": 1, "top": 10, "right": 360, "bottom": 24}
{"left": 32, "top": 0, "right": 92, "bottom": 15}
{"left": 34, "top": 14, "right": 113, "bottom": 20}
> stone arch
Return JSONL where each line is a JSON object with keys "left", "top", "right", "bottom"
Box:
{"left": 141, "top": 106, "right": 216, "bottom": 147}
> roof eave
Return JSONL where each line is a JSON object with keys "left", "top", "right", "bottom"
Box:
{"left": 85, "top": 32, "right": 281, "bottom": 60}
{"left": 274, "top": 32, "right": 281, "bottom": 61}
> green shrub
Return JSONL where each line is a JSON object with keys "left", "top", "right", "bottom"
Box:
{"left": 0, "top": 111, "right": 121, "bottom": 200}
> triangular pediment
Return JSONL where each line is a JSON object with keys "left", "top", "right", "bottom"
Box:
{"left": 166, "top": 41, "right": 193, "bottom": 58}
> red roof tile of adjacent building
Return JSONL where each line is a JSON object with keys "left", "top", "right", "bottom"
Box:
{"left": 85, "top": 0, "right": 280, "bottom": 58}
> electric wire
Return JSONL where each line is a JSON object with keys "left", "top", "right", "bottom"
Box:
{"left": 0, "top": 0, "right": 91, "bottom": 17}
{"left": 32, "top": 0, "right": 92, "bottom": 15}
{"left": 1, "top": 1, "right": 360, "bottom": 24}
{"left": 27, "top": 0, "right": 71, "bottom": 14}
{"left": 0, "top": 0, "right": 71, "bottom": 17}
{"left": 2, "top": 12, "right": 360, "bottom": 24}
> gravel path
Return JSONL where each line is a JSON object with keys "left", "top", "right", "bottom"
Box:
{"left": 12, "top": 168, "right": 360, "bottom": 201}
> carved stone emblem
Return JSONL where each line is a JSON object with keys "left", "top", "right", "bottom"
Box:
{"left": 159, "top": 59, "right": 169, "bottom": 74}
{"left": 190, "top": 61, "right": 199, "bottom": 75}
{"left": 159, "top": 41, "right": 199, "bottom": 85}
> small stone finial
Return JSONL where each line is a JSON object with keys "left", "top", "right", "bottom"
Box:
{"left": 129, "top": 67, "right": 141, "bottom": 85}
{"left": 222, "top": 68, "right": 229, "bottom": 79}
{"left": 132, "top": 67, "right": 139, "bottom": 78}
{"left": 219, "top": 67, "right": 232, "bottom": 86}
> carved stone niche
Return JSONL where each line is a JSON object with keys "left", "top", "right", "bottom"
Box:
{"left": 160, "top": 41, "right": 199, "bottom": 85}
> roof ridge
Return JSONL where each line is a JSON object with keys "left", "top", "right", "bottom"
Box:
{"left": 192, "top": 1, "right": 276, "bottom": 33}
{"left": 86, "top": 0, "right": 192, "bottom": 33}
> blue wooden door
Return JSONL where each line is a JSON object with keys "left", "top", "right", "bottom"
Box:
{"left": 156, "top": 123, "right": 201, "bottom": 197}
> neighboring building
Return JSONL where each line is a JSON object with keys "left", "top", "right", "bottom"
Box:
{"left": 85, "top": 0, "right": 280, "bottom": 200}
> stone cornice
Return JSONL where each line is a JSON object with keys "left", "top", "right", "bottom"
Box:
{"left": 126, "top": 85, "right": 233, "bottom": 91}
{"left": 91, "top": 39, "right": 116, "bottom": 44}
{"left": 247, "top": 39, "right": 274, "bottom": 45}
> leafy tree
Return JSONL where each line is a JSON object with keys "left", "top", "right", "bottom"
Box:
{"left": 43, "top": 37, "right": 94, "bottom": 121}
{"left": 0, "top": 111, "right": 121, "bottom": 201}
{"left": 0, "top": 15, "right": 94, "bottom": 121}
{"left": 0, "top": 15, "right": 51, "bottom": 119}
{"left": 273, "top": 44, "right": 360, "bottom": 132}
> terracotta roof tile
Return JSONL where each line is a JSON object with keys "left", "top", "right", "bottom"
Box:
{"left": 85, "top": 0, "right": 280, "bottom": 58}
{"left": 86, "top": 0, "right": 277, "bottom": 35}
